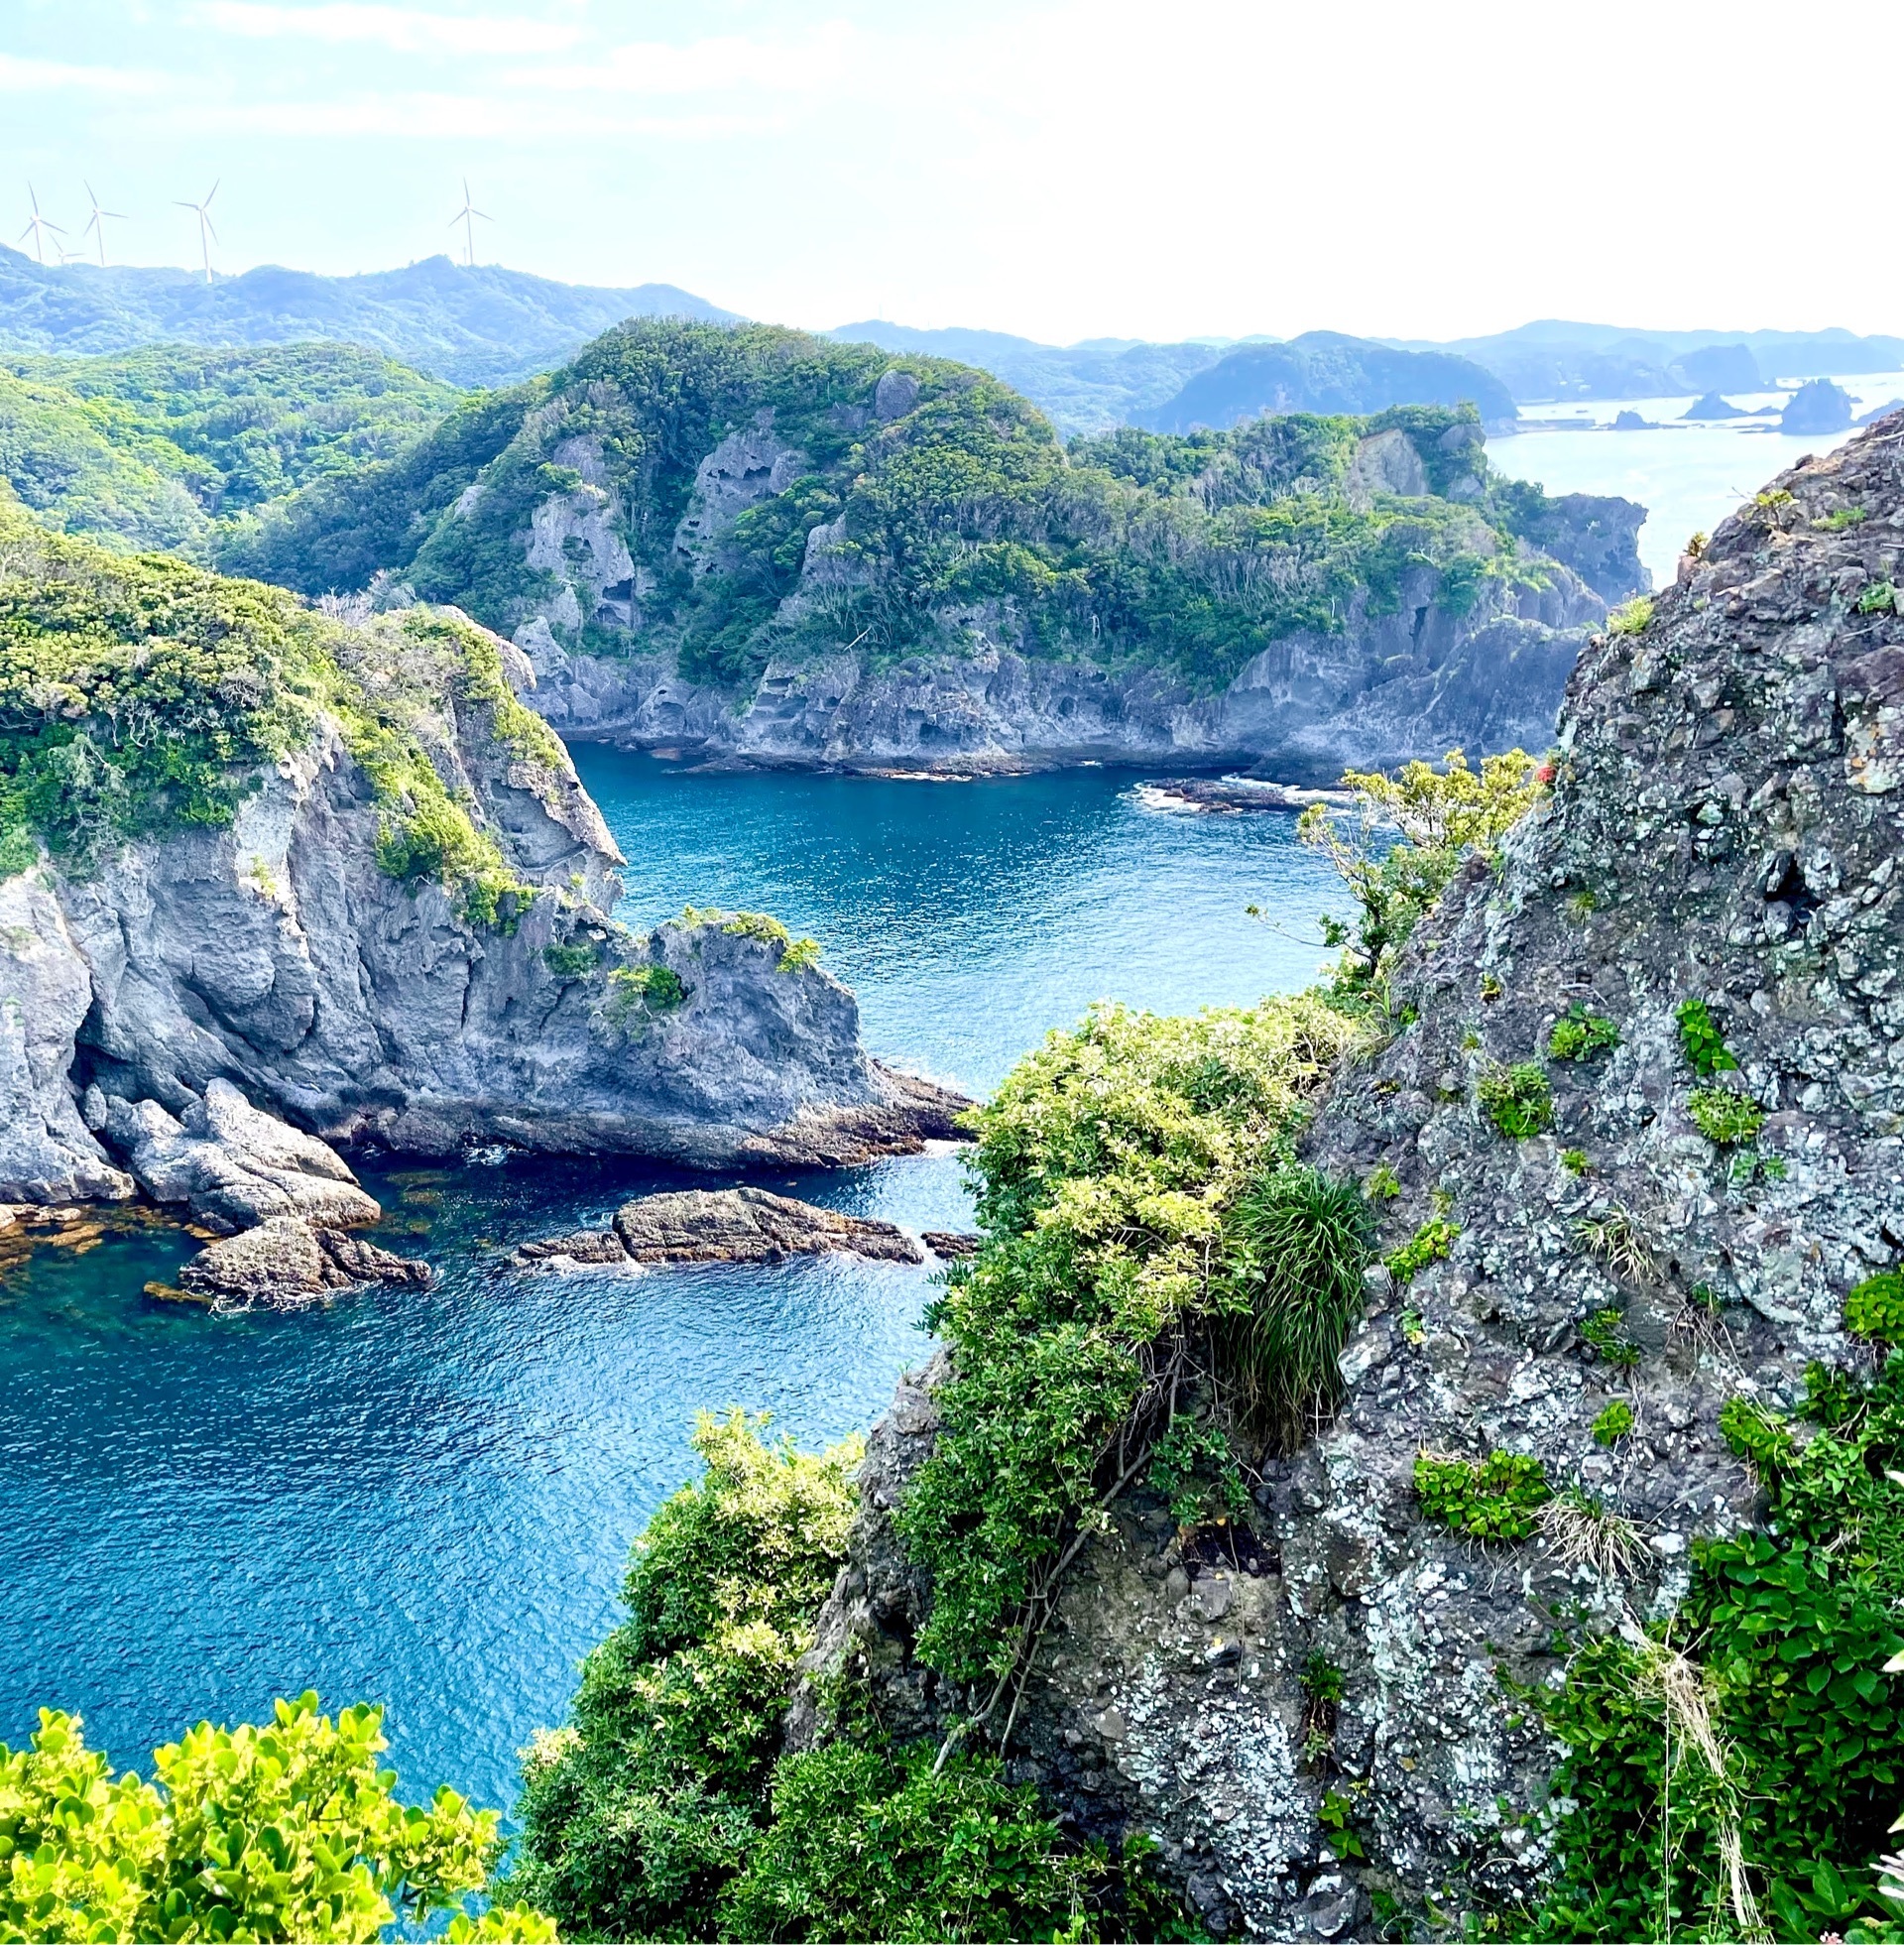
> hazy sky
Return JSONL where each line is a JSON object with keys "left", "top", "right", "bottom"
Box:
{"left": 4, "top": 0, "right": 1898, "bottom": 346}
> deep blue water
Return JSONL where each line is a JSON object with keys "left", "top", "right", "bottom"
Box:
{"left": 0, "top": 758, "right": 1344, "bottom": 1814}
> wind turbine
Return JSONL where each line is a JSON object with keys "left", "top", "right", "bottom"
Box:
{"left": 175, "top": 181, "right": 219, "bottom": 284}
{"left": 448, "top": 178, "right": 490, "bottom": 268}
{"left": 82, "top": 182, "right": 126, "bottom": 268}
{"left": 17, "top": 184, "right": 64, "bottom": 266}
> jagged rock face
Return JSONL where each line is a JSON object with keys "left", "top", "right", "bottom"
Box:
{"left": 795, "top": 417, "right": 1904, "bottom": 1936}
{"left": 514, "top": 1183, "right": 927, "bottom": 1267}
{"left": 178, "top": 1213, "right": 432, "bottom": 1307}
{"left": 513, "top": 560, "right": 1608, "bottom": 786}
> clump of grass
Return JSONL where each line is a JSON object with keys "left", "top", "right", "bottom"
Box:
{"left": 1812, "top": 507, "right": 1865, "bottom": 532}
{"left": 1478, "top": 1061, "right": 1552, "bottom": 1139}
{"left": 1415, "top": 1449, "right": 1550, "bottom": 1541}
{"left": 1561, "top": 1148, "right": 1591, "bottom": 1177}
{"left": 1566, "top": 889, "right": 1599, "bottom": 918}
{"left": 1364, "top": 1161, "right": 1400, "bottom": 1202}
{"left": 1607, "top": 596, "right": 1654, "bottom": 637}
{"left": 1688, "top": 1087, "right": 1764, "bottom": 1148}
{"left": 1574, "top": 1207, "right": 1659, "bottom": 1285}
{"left": 1549, "top": 1004, "right": 1619, "bottom": 1061}
{"left": 1540, "top": 1486, "right": 1643, "bottom": 1578}
{"left": 1216, "top": 1164, "right": 1375, "bottom": 1449}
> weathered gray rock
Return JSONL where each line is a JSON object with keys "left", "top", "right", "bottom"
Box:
{"left": 517, "top": 1184, "right": 926, "bottom": 1267}
{"left": 920, "top": 1229, "right": 981, "bottom": 1257}
{"left": 102, "top": 1077, "right": 380, "bottom": 1234}
{"left": 178, "top": 1213, "right": 432, "bottom": 1307}
{"left": 0, "top": 875, "right": 134, "bottom": 1203}
{"left": 793, "top": 413, "right": 1904, "bottom": 1935}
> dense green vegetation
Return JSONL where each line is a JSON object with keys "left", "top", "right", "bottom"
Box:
{"left": 1524, "top": 1356, "right": 1904, "bottom": 1942}
{"left": 0, "top": 491, "right": 543, "bottom": 923}
{"left": 0, "top": 343, "right": 458, "bottom": 556}
{"left": 0, "top": 1692, "right": 550, "bottom": 1942}
{"left": 224, "top": 319, "right": 1594, "bottom": 696}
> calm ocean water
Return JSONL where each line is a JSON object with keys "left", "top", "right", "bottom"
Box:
{"left": 0, "top": 759, "right": 1345, "bottom": 1814}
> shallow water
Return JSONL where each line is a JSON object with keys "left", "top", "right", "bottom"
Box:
{"left": 0, "top": 760, "right": 1346, "bottom": 1812}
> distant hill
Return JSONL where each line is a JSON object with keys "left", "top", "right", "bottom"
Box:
{"left": 1134, "top": 333, "right": 1517, "bottom": 433}
{"left": 825, "top": 320, "right": 1222, "bottom": 436}
{"left": 0, "top": 248, "right": 737, "bottom": 387}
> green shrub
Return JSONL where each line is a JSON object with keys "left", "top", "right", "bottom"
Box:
{"left": 1413, "top": 1449, "right": 1550, "bottom": 1540}
{"left": 1580, "top": 1307, "right": 1642, "bottom": 1370}
{"left": 894, "top": 995, "right": 1371, "bottom": 1687}
{"left": 1814, "top": 508, "right": 1866, "bottom": 532}
{"left": 1846, "top": 1273, "right": 1904, "bottom": 1343}
{"left": 1478, "top": 1061, "right": 1553, "bottom": 1139}
{"left": 505, "top": 1411, "right": 862, "bottom": 1939}
{"left": 541, "top": 940, "right": 600, "bottom": 980}
{"left": 1384, "top": 1217, "right": 1460, "bottom": 1284}
{"left": 1561, "top": 1148, "right": 1590, "bottom": 1176}
{"left": 0, "top": 1694, "right": 550, "bottom": 1943}
{"left": 1857, "top": 580, "right": 1898, "bottom": 616}
{"left": 779, "top": 936, "right": 822, "bottom": 973}
{"left": 1606, "top": 596, "right": 1653, "bottom": 636}
{"left": 1687, "top": 1085, "right": 1764, "bottom": 1147}
{"left": 724, "top": 910, "right": 792, "bottom": 947}
{"left": 603, "top": 962, "right": 687, "bottom": 1026}
{"left": 1145, "top": 1417, "right": 1250, "bottom": 1528}
{"left": 1214, "top": 1163, "right": 1374, "bottom": 1446}
{"left": 1548, "top": 1004, "right": 1619, "bottom": 1060}
{"left": 1675, "top": 998, "right": 1737, "bottom": 1077}
{"left": 717, "top": 1741, "right": 1095, "bottom": 1943}
{"left": 1525, "top": 1357, "right": 1904, "bottom": 1940}
{"left": 1592, "top": 1399, "right": 1634, "bottom": 1445}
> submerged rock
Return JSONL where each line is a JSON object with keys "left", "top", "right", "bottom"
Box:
{"left": 920, "top": 1230, "right": 981, "bottom": 1257}
{"left": 101, "top": 1078, "right": 381, "bottom": 1235}
{"left": 517, "top": 1184, "right": 925, "bottom": 1268}
{"left": 178, "top": 1213, "right": 432, "bottom": 1308}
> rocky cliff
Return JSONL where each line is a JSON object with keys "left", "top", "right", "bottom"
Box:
{"left": 788, "top": 415, "right": 1904, "bottom": 1935}
{"left": 0, "top": 513, "right": 961, "bottom": 1209}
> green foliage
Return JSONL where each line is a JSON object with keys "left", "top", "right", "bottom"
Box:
{"left": 1145, "top": 1417, "right": 1250, "bottom": 1528}
{"left": 1581, "top": 1307, "right": 1642, "bottom": 1370}
{"left": 1848, "top": 1273, "right": 1904, "bottom": 1343}
{"left": 602, "top": 962, "right": 687, "bottom": 1026}
{"left": 714, "top": 910, "right": 823, "bottom": 972}
{"left": 505, "top": 1411, "right": 861, "bottom": 1940}
{"left": 895, "top": 994, "right": 1371, "bottom": 1687}
{"left": 1562, "top": 1148, "right": 1591, "bottom": 1176}
{"left": 1858, "top": 580, "right": 1898, "bottom": 616}
{"left": 1814, "top": 508, "right": 1867, "bottom": 532}
{"left": 1478, "top": 1061, "right": 1553, "bottom": 1139}
{"left": 0, "top": 1692, "right": 550, "bottom": 1943}
{"left": 1592, "top": 1399, "right": 1635, "bottom": 1445}
{"left": 1384, "top": 1217, "right": 1460, "bottom": 1285}
{"left": 1675, "top": 999, "right": 1737, "bottom": 1078}
{"left": 778, "top": 937, "right": 822, "bottom": 973}
{"left": 1526, "top": 1357, "right": 1904, "bottom": 1940}
{"left": 1214, "top": 1163, "right": 1374, "bottom": 1447}
{"left": 1413, "top": 1449, "right": 1550, "bottom": 1540}
{"left": 541, "top": 941, "right": 600, "bottom": 980}
{"left": 1548, "top": 1004, "right": 1619, "bottom": 1061}
{"left": 1687, "top": 1086, "right": 1764, "bottom": 1147}
{"left": 1606, "top": 596, "right": 1654, "bottom": 636}
{"left": 1297, "top": 748, "right": 1544, "bottom": 1003}
{"left": 718, "top": 1741, "right": 1095, "bottom": 1943}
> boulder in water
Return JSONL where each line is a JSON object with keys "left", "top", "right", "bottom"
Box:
{"left": 1682, "top": 390, "right": 1751, "bottom": 421}
{"left": 179, "top": 1214, "right": 431, "bottom": 1307}
{"left": 516, "top": 1185, "right": 925, "bottom": 1267}
{"left": 1780, "top": 377, "right": 1853, "bottom": 434}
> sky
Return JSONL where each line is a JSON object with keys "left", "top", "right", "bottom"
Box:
{"left": 3, "top": 0, "right": 1899, "bottom": 348}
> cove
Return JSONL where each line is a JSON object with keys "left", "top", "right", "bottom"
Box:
{"left": 0, "top": 759, "right": 1347, "bottom": 1813}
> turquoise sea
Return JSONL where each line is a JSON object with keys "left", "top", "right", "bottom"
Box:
{"left": 0, "top": 756, "right": 1347, "bottom": 1814}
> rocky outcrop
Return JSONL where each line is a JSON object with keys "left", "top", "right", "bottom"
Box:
{"left": 513, "top": 559, "right": 1614, "bottom": 787}
{"left": 1781, "top": 378, "right": 1853, "bottom": 435}
{"left": 96, "top": 1076, "right": 380, "bottom": 1234}
{"left": 178, "top": 1213, "right": 432, "bottom": 1307}
{"left": 794, "top": 413, "right": 1904, "bottom": 1935}
{"left": 516, "top": 1184, "right": 927, "bottom": 1268}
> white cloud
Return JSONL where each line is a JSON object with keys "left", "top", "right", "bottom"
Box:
{"left": 529, "top": 26, "right": 860, "bottom": 97}
{"left": 176, "top": 89, "right": 763, "bottom": 141}
{"left": 0, "top": 53, "right": 166, "bottom": 94}
{"left": 193, "top": 2, "right": 582, "bottom": 57}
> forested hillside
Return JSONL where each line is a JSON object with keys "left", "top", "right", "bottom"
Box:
{"left": 226, "top": 318, "right": 1631, "bottom": 699}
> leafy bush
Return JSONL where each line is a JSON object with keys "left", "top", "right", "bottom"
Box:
{"left": 717, "top": 1741, "right": 1095, "bottom": 1943}
{"left": 1848, "top": 1273, "right": 1904, "bottom": 1343}
{"left": 1561, "top": 1148, "right": 1591, "bottom": 1176}
{"left": 1413, "top": 1449, "right": 1550, "bottom": 1540}
{"left": 1478, "top": 1061, "right": 1553, "bottom": 1139}
{"left": 1384, "top": 1217, "right": 1460, "bottom": 1284}
{"left": 541, "top": 940, "right": 600, "bottom": 980}
{"left": 1606, "top": 596, "right": 1654, "bottom": 636}
{"left": 779, "top": 937, "right": 822, "bottom": 973}
{"left": 1214, "top": 1163, "right": 1374, "bottom": 1446}
{"left": 1526, "top": 1357, "right": 1904, "bottom": 1939}
{"left": 1858, "top": 580, "right": 1898, "bottom": 616}
{"left": 895, "top": 995, "right": 1371, "bottom": 1688}
{"left": 1145, "top": 1416, "right": 1250, "bottom": 1527}
{"left": 1296, "top": 748, "right": 1543, "bottom": 1003}
{"left": 1675, "top": 998, "right": 1737, "bottom": 1077}
{"left": 1592, "top": 1399, "right": 1634, "bottom": 1445}
{"left": 602, "top": 962, "right": 688, "bottom": 1026}
{"left": 1581, "top": 1307, "right": 1642, "bottom": 1370}
{"left": 505, "top": 1411, "right": 862, "bottom": 1939}
{"left": 0, "top": 1693, "right": 550, "bottom": 1943}
{"left": 1548, "top": 1004, "right": 1619, "bottom": 1060}
{"left": 1687, "top": 1086, "right": 1765, "bottom": 1147}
